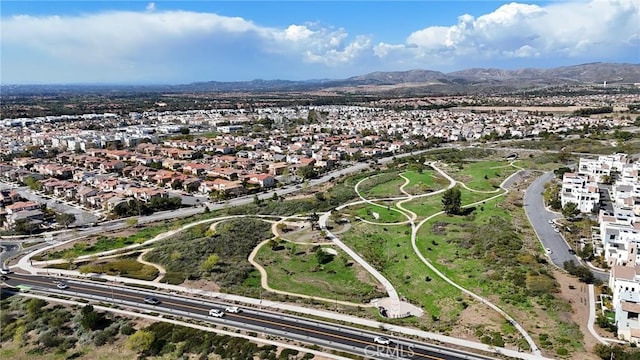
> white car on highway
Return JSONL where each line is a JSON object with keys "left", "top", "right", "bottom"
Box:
{"left": 209, "top": 309, "right": 225, "bottom": 318}
{"left": 225, "top": 306, "right": 241, "bottom": 313}
{"left": 373, "top": 336, "right": 391, "bottom": 345}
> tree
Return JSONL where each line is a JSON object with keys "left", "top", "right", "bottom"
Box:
{"left": 308, "top": 212, "right": 320, "bottom": 230}
{"left": 13, "top": 219, "right": 39, "bottom": 235}
{"left": 562, "top": 202, "right": 580, "bottom": 218}
{"left": 442, "top": 186, "right": 462, "bottom": 215}
{"left": 79, "top": 304, "right": 102, "bottom": 330}
{"left": 170, "top": 179, "right": 183, "bottom": 190}
{"left": 553, "top": 167, "right": 572, "bottom": 179}
{"left": 542, "top": 183, "right": 561, "bottom": 210}
{"left": 600, "top": 174, "right": 614, "bottom": 185}
{"left": 23, "top": 176, "right": 42, "bottom": 191}
{"left": 126, "top": 330, "right": 155, "bottom": 354}
{"left": 297, "top": 165, "right": 317, "bottom": 180}
{"left": 316, "top": 248, "right": 334, "bottom": 265}
{"left": 200, "top": 254, "right": 220, "bottom": 273}
{"left": 55, "top": 213, "right": 76, "bottom": 228}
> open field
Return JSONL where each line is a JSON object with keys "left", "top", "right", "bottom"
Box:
{"left": 357, "top": 172, "right": 406, "bottom": 198}
{"left": 445, "top": 160, "right": 517, "bottom": 192}
{"left": 336, "top": 220, "right": 466, "bottom": 324}
{"left": 352, "top": 204, "right": 408, "bottom": 223}
{"left": 400, "top": 195, "right": 442, "bottom": 219}
{"left": 254, "top": 241, "right": 385, "bottom": 303}
{"left": 401, "top": 169, "right": 449, "bottom": 195}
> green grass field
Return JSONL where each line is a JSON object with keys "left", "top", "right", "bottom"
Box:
{"left": 353, "top": 204, "right": 409, "bottom": 223}
{"left": 447, "top": 160, "right": 517, "bottom": 191}
{"left": 76, "top": 255, "right": 159, "bottom": 281}
{"left": 460, "top": 188, "right": 504, "bottom": 207}
{"left": 253, "top": 242, "right": 385, "bottom": 303}
{"left": 338, "top": 221, "right": 464, "bottom": 320}
{"left": 401, "top": 170, "right": 449, "bottom": 195}
{"left": 358, "top": 173, "right": 407, "bottom": 198}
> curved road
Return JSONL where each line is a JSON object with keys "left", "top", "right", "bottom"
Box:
{"left": 523, "top": 171, "right": 608, "bottom": 281}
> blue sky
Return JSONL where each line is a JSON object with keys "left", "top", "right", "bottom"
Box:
{"left": 2, "top": 1, "right": 639, "bottom": 84}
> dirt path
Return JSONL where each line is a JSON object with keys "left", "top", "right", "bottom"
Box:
{"left": 137, "top": 249, "right": 167, "bottom": 283}
{"left": 552, "top": 269, "right": 604, "bottom": 360}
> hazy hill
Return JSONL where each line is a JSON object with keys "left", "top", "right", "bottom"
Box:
{"left": 2, "top": 62, "right": 639, "bottom": 96}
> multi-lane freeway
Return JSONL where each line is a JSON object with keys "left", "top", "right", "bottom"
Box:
{"left": 2, "top": 273, "right": 499, "bottom": 360}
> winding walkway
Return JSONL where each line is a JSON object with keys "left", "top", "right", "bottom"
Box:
{"left": 136, "top": 249, "right": 167, "bottom": 283}
{"left": 408, "top": 162, "right": 541, "bottom": 356}
{"left": 325, "top": 161, "right": 542, "bottom": 356}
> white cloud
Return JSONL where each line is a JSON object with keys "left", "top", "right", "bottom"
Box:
{"left": 1, "top": 0, "right": 637, "bottom": 83}
{"left": 283, "top": 24, "right": 314, "bottom": 41}
{"left": 304, "top": 35, "right": 371, "bottom": 66}
{"left": 1, "top": 9, "right": 368, "bottom": 71}
{"left": 377, "top": 0, "right": 640, "bottom": 67}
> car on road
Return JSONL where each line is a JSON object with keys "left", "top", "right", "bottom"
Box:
{"left": 56, "top": 283, "right": 68, "bottom": 289}
{"left": 208, "top": 309, "right": 225, "bottom": 318}
{"left": 144, "top": 296, "right": 161, "bottom": 305}
{"left": 0, "top": 268, "right": 12, "bottom": 275}
{"left": 225, "top": 306, "right": 241, "bottom": 313}
{"left": 373, "top": 336, "right": 391, "bottom": 345}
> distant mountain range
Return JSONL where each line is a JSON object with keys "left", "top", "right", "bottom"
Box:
{"left": 3, "top": 62, "right": 639, "bottom": 96}
{"left": 174, "top": 62, "right": 639, "bottom": 93}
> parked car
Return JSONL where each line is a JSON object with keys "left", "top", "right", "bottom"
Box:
{"left": 208, "top": 309, "right": 225, "bottom": 318}
{"left": 144, "top": 296, "right": 160, "bottom": 305}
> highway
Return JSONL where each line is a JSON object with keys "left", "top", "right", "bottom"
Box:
{"left": 2, "top": 273, "right": 499, "bottom": 360}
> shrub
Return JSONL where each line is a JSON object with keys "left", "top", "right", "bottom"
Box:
{"left": 120, "top": 323, "right": 135, "bottom": 335}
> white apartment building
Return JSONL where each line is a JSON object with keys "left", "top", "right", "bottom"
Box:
{"left": 599, "top": 211, "right": 640, "bottom": 267}
{"left": 610, "top": 261, "right": 640, "bottom": 343}
{"left": 560, "top": 172, "right": 600, "bottom": 213}
{"left": 590, "top": 153, "right": 640, "bottom": 343}
{"left": 579, "top": 153, "right": 630, "bottom": 183}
